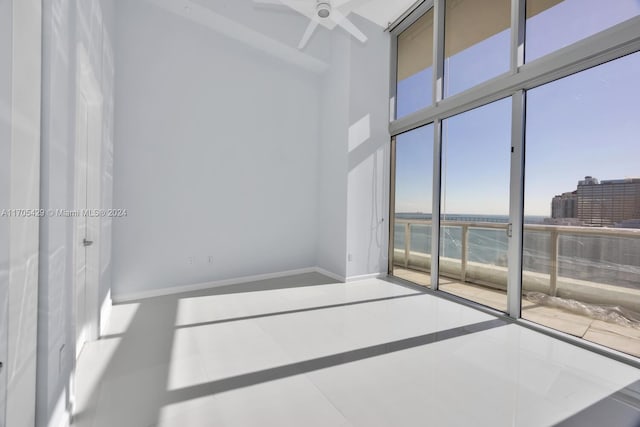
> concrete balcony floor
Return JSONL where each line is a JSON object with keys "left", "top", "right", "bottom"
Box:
{"left": 393, "top": 267, "right": 640, "bottom": 358}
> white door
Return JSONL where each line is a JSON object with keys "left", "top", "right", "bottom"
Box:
{"left": 74, "top": 46, "right": 103, "bottom": 361}
{"left": 74, "top": 95, "right": 89, "bottom": 359}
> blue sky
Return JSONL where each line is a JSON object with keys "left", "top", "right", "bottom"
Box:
{"left": 395, "top": 0, "right": 640, "bottom": 216}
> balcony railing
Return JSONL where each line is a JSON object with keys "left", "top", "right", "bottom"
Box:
{"left": 393, "top": 218, "right": 640, "bottom": 311}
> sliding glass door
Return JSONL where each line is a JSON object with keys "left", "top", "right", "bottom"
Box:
{"left": 438, "top": 98, "right": 511, "bottom": 311}
{"left": 521, "top": 52, "right": 640, "bottom": 353}
{"left": 390, "top": 125, "right": 434, "bottom": 287}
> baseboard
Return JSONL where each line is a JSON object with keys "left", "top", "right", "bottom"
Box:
{"left": 112, "top": 267, "right": 318, "bottom": 303}
{"left": 314, "top": 267, "right": 346, "bottom": 282}
{"left": 99, "top": 289, "right": 112, "bottom": 337}
{"left": 345, "top": 272, "right": 386, "bottom": 282}
{"left": 111, "top": 266, "right": 385, "bottom": 303}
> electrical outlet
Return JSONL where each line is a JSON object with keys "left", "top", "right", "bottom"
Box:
{"left": 188, "top": 256, "right": 194, "bottom": 265}
{"left": 348, "top": 253, "right": 353, "bottom": 262}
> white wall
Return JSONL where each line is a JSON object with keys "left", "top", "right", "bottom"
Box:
{"left": 112, "top": 1, "right": 391, "bottom": 297}
{"left": 112, "top": 0, "right": 323, "bottom": 299}
{"left": 316, "top": 30, "right": 350, "bottom": 279}
{"left": 98, "top": 0, "right": 116, "bottom": 333}
{"left": 345, "top": 15, "right": 391, "bottom": 279}
{"left": 37, "top": 0, "right": 115, "bottom": 425}
{"left": 1, "top": 1, "right": 42, "bottom": 426}
{"left": 317, "top": 16, "right": 391, "bottom": 280}
{"left": 0, "top": 1, "right": 12, "bottom": 424}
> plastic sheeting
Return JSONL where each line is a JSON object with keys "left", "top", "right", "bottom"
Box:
{"left": 525, "top": 292, "right": 640, "bottom": 329}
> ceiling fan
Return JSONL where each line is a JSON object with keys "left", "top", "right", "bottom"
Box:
{"left": 253, "top": 0, "right": 368, "bottom": 49}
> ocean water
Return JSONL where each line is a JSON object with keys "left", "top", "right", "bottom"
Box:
{"left": 393, "top": 213, "right": 640, "bottom": 289}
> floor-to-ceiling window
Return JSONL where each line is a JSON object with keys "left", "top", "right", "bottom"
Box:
{"left": 388, "top": 0, "right": 640, "bottom": 359}
{"left": 439, "top": 98, "right": 511, "bottom": 311}
{"left": 391, "top": 125, "right": 434, "bottom": 287}
{"left": 522, "top": 51, "right": 640, "bottom": 353}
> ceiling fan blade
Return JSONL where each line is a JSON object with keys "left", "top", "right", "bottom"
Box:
{"left": 330, "top": 9, "right": 367, "bottom": 43}
{"left": 298, "top": 19, "right": 319, "bottom": 49}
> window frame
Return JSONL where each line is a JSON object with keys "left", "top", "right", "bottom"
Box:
{"left": 390, "top": 0, "right": 436, "bottom": 122}
{"left": 388, "top": 0, "right": 640, "bottom": 368}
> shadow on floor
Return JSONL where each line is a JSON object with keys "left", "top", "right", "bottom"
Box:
{"left": 73, "top": 272, "right": 505, "bottom": 426}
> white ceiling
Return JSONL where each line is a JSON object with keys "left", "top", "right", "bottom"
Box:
{"left": 352, "top": 0, "right": 419, "bottom": 28}
{"left": 140, "top": 0, "right": 418, "bottom": 72}
{"left": 258, "top": 0, "right": 418, "bottom": 30}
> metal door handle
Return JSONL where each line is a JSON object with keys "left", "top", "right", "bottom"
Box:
{"left": 83, "top": 238, "right": 94, "bottom": 247}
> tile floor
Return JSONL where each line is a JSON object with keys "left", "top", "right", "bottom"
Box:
{"left": 74, "top": 273, "right": 640, "bottom": 427}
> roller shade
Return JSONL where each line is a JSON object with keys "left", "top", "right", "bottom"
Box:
{"left": 397, "top": 0, "right": 563, "bottom": 82}
{"left": 397, "top": 10, "right": 434, "bottom": 81}
{"left": 527, "top": 0, "right": 564, "bottom": 18}
{"left": 444, "top": 0, "right": 511, "bottom": 57}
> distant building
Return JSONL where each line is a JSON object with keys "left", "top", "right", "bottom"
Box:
{"left": 578, "top": 176, "right": 599, "bottom": 186}
{"left": 552, "top": 176, "right": 640, "bottom": 227}
{"left": 578, "top": 177, "right": 640, "bottom": 227}
{"left": 551, "top": 191, "right": 577, "bottom": 219}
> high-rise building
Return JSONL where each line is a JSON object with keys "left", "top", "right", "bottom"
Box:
{"left": 577, "top": 177, "right": 640, "bottom": 226}
{"left": 551, "top": 191, "right": 577, "bottom": 219}
{"left": 552, "top": 176, "right": 640, "bottom": 227}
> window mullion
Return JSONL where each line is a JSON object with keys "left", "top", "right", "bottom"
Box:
{"left": 511, "top": 0, "right": 526, "bottom": 72}
{"left": 432, "top": 0, "right": 445, "bottom": 104}
{"left": 431, "top": 119, "right": 443, "bottom": 291}
{"left": 430, "top": 0, "right": 445, "bottom": 290}
{"left": 507, "top": 90, "right": 525, "bottom": 319}
{"left": 388, "top": 138, "right": 397, "bottom": 274}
